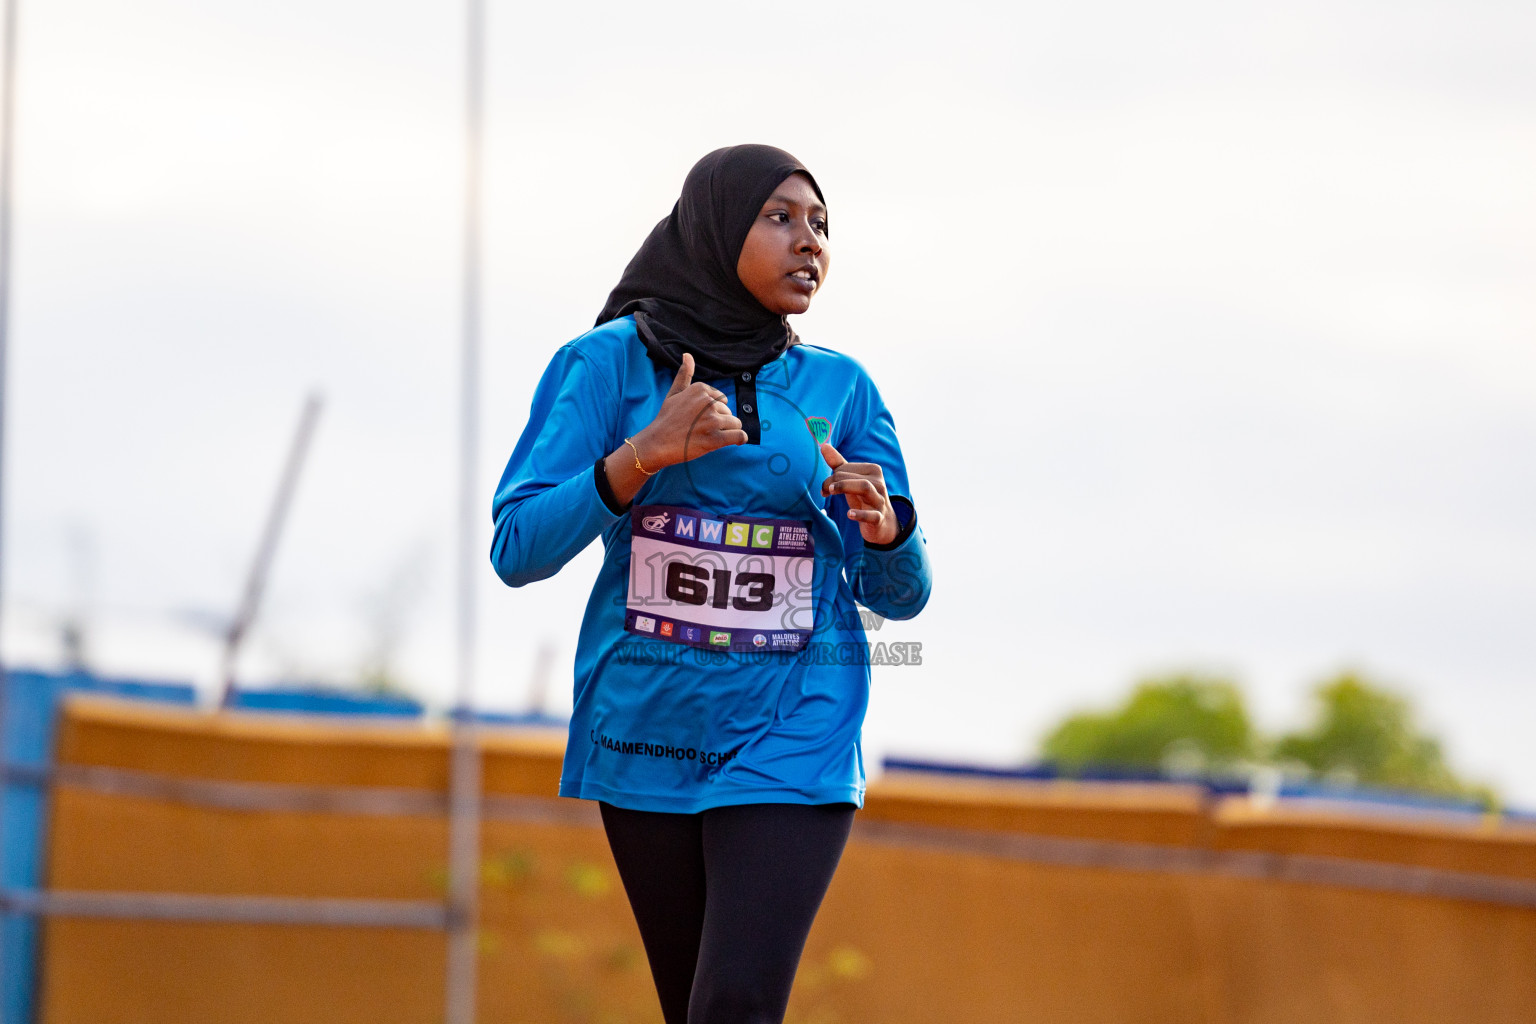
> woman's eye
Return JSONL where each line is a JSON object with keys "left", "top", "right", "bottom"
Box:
{"left": 813, "top": 220, "right": 828, "bottom": 234}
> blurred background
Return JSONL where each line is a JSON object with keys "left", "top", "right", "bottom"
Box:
{"left": 4, "top": 0, "right": 1532, "bottom": 802}
{"left": 2, "top": 1, "right": 1534, "bottom": 1021}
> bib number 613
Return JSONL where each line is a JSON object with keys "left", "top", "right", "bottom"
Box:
{"left": 665, "top": 562, "right": 774, "bottom": 612}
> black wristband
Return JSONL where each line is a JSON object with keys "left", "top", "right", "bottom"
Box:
{"left": 864, "top": 496, "right": 917, "bottom": 551}
{"left": 593, "top": 457, "right": 631, "bottom": 516}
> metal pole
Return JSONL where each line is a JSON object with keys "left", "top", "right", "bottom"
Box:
{"left": 444, "top": 0, "right": 483, "bottom": 1019}
{"left": 1, "top": 890, "right": 451, "bottom": 928}
{"left": 0, "top": 0, "right": 17, "bottom": 1015}
{"left": 218, "top": 392, "right": 323, "bottom": 706}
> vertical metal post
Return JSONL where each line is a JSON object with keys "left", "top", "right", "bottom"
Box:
{"left": 0, "top": 0, "right": 17, "bottom": 1014}
{"left": 444, "top": 0, "right": 483, "bottom": 1020}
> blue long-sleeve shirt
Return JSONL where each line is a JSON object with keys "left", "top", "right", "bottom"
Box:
{"left": 491, "top": 316, "right": 932, "bottom": 811}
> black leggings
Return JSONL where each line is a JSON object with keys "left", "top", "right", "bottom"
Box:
{"left": 599, "top": 801, "right": 856, "bottom": 1024}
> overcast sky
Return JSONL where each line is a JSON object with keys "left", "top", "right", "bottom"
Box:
{"left": 4, "top": 0, "right": 1534, "bottom": 800}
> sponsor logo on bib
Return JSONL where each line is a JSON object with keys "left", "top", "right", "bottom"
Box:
{"left": 752, "top": 633, "right": 767, "bottom": 648}
{"left": 635, "top": 616, "right": 656, "bottom": 633}
{"left": 641, "top": 511, "right": 671, "bottom": 533}
{"left": 709, "top": 631, "right": 731, "bottom": 647}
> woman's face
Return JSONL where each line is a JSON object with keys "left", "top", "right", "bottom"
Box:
{"left": 735, "top": 172, "right": 830, "bottom": 316}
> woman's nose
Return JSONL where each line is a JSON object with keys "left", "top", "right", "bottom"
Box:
{"left": 794, "top": 222, "right": 822, "bottom": 255}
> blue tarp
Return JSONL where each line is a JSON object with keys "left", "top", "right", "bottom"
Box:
{"left": 226, "top": 686, "right": 423, "bottom": 718}
{"left": 451, "top": 706, "right": 566, "bottom": 728}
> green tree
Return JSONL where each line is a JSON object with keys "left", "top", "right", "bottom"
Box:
{"left": 1273, "top": 672, "right": 1485, "bottom": 801}
{"left": 1041, "top": 674, "right": 1254, "bottom": 775}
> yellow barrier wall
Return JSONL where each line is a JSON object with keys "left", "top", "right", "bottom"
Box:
{"left": 39, "top": 697, "right": 1536, "bottom": 1024}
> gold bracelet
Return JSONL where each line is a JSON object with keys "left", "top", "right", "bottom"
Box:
{"left": 624, "top": 437, "right": 655, "bottom": 476}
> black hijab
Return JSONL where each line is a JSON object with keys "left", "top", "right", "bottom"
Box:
{"left": 595, "top": 144, "right": 826, "bottom": 378}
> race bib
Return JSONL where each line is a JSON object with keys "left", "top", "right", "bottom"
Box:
{"left": 625, "top": 505, "right": 815, "bottom": 653}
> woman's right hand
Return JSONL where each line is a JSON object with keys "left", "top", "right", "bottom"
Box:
{"left": 631, "top": 353, "right": 748, "bottom": 469}
{"left": 602, "top": 354, "right": 746, "bottom": 507}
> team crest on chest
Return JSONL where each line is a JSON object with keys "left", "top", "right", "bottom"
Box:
{"left": 804, "top": 417, "right": 832, "bottom": 444}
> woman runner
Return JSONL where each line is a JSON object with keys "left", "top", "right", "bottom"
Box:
{"left": 490, "top": 144, "right": 933, "bottom": 1024}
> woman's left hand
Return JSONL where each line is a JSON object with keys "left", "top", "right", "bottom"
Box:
{"left": 820, "top": 443, "right": 899, "bottom": 546}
